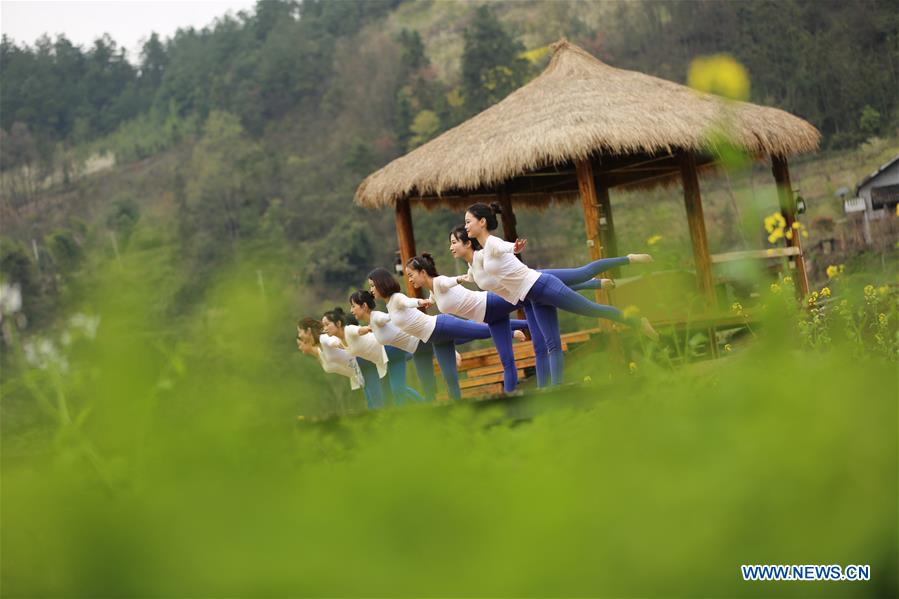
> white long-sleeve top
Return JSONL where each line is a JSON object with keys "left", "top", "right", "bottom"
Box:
{"left": 470, "top": 235, "right": 539, "bottom": 304}
{"left": 429, "top": 275, "right": 487, "bottom": 323}
{"left": 344, "top": 324, "right": 388, "bottom": 378}
{"left": 370, "top": 310, "right": 420, "bottom": 354}
{"left": 318, "top": 334, "right": 363, "bottom": 389}
{"left": 386, "top": 292, "right": 437, "bottom": 343}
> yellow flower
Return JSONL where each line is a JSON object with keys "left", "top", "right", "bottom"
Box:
{"left": 770, "top": 283, "right": 782, "bottom": 294}
{"left": 647, "top": 234, "right": 663, "bottom": 246}
{"left": 783, "top": 276, "right": 793, "bottom": 285}
{"left": 792, "top": 221, "right": 801, "bottom": 230}
{"left": 623, "top": 305, "right": 640, "bottom": 318}
{"left": 687, "top": 54, "right": 750, "bottom": 100}
{"left": 583, "top": 375, "right": 593, "bottom": 384}
{"left": 807, "top": 291, "right": 819, "bottom": 305}
{"left": 820, "top": 287, "right": 831, "bottom": 297}
{"left": 878, "top": 285, "right": 889, "bottom": 296}
{"left": 731, "top": 302, "right": 743, "bottom": 315}
{"left": 826, "top": 264, "right": 843, "bottom": 279}
{"left": 878, "top": 313, "right": 888, "bottom": 326}
{"left": 785, "top": 229, "right": 794, "bottom": 240}
{"left": 724, "top": 343, "right": 733, "bottom": 353}
{"left": 520, "top": 45, "right": 551, "bottom": 64}
{"left": 864, "top": 284, "right": 876, "bottom": 297}
{"left": 628, "top": 361, "right": 638, "bottom": 374}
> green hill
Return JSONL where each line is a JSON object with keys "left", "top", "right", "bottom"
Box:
{"left": 2, "top": 0, "right": 897, "bottom": 328}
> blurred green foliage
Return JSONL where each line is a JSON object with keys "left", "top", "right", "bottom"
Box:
{"left": 1, "top": 230, "right": 897, "bottom": 597}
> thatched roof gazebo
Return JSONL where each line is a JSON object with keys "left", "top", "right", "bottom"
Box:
{"left": 355, "top": 39, "right": 820, "bottom": 315}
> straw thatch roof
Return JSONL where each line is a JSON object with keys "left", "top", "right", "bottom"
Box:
{"left": 355, "top": 39, "right": 821, "bottom": 208}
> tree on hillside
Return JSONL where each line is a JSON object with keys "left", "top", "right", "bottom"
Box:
{"left": 460, "top": 5, "right": 531, "bottom": 117}
{"left": 139, "top": 33, "right": 168, "bottom": 92}
{"left": 185, "top": 111, "right": 271, "bottom": 244}
{"left": 0, "top": 123, "right": 45, "bottom": 211}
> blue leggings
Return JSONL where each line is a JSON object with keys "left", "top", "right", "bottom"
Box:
{"left": 480, "top": 256, "right": 632, "bottom": 391}
{"left": 411, "top": 342, "right": 438, "bottom": 402}
{"left": 428, "top": 314, "right": 497, "bottom": 401}
{"left": 526, "top": 272, "right": 639, "bottom": 386}
{"left": 384, "top": 345, "right": 425, "bottom": 406}
{"left": 540, "top": 256, "right": 630, "bottom": 288}
{"left": 482, "top": 293, "right": 532, "bottom": 393}
{"left": 356, "top": 358, "right": 384, "bottom": 410}
{"left": 530, "top": 256, "right": 631, "bottom": 385}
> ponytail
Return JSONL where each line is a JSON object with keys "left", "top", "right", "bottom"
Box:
{"left": 466, "top": 202, "right": 500, "bottom": 231}
{"left": 406, "top": 252, "right": 439, "bottom": 277}
{"left": 323, "top": 306, "right": 357, "bottom": 327}
{"left": 349, "top": 290, "right": 376, "bottom": 310}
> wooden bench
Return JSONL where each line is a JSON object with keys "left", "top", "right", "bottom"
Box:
{"left": 435, "top": 329, "right": 602, "bottom": 400}
{"left": 710, "top": 246, "right": 800, "bottom": 263}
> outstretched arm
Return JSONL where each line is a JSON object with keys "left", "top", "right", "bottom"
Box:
{"left": 484, "top": 236, "right": 516, "bottom": 257}
{"left": 395, "top": 294, "right": 425, "bottom": 310}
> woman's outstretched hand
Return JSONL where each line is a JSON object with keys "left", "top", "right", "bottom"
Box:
{"left": 357, "top": 326, "right": 372, "bottom": 335}
{"left": 513, "top": 238, "right": 528, "bottom": 253}
{"left": 419, "top": 298, "right": 435, "bottom": 309}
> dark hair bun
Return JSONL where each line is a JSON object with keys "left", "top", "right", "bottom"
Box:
{"left": 466, "top": 202, "right": 499, "bottom": 231}
{"left": 489, "top": 201, "right": 502, "bottom": 215}
{"left": 349, "top": 290, "right": 376, "bottom": 310}
{"left": 332, "top": 306, "right": 345, "bottom": 314}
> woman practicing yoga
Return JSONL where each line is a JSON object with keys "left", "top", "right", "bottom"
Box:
{"left": 297, "top": 318, "right": 363, "bottom": 391}
{"left": 322, "top": 307, "right": 389, "bottom": 410}
{"left": 366, "top": 267, "right": 501, "bottom": 401}
{"left": 463, "top": 202, "right": 658, "bottom": 386}
{"left": 348, "top": 290, "right": 425, "bottom": 406}
{"left": 405, "top": 252, "right": 530, "bottom": 394}
{"left": 354, "top": 281, "right": 439, "bottom": 402}
{"left": 448, "top": 225, "right": 652, "bottom": 387}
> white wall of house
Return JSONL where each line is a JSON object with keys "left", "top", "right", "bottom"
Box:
{"left": 851, "top": 157, "right": 898, "bottom": 244}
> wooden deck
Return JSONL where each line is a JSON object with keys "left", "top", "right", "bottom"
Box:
{"left": 436, "top": 312, "right": 755, "bottom": 400}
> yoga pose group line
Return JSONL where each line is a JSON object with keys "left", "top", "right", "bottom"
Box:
{"left": 296, "top": 202, "right": 659, "bottom": 407}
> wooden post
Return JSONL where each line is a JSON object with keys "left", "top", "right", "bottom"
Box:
{"left": 395, "top": 197, "right": 422, "bottom": 298}
{"left": 772, "top": 155, "right": 810, "bottom": 297}
{"left": 575, "top": 159, "right": 612, "bottom": 309}
{"left": 594, "top": 174, "right": 621, "bottom": 278}
{"left": 498, "top": 185, "right": 519, "bottom": 243}
{"left": 680, "top": 152, "right": 718, "bottom": 358}
{"left": 679, "top": 152, "right": 715, "bottom": 308}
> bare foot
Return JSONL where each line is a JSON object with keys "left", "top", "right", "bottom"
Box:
{"left": 455, "top": 351, "right": 462, "bottom": 369}
{"left": 628, "top": 253, "right": 653, "bottom": 264}
{"left": 640, "top": 317, "right": 659, "bottom": 341}
{"left": 600, "top": 278, "right": 615, "bottom": 289}
{"left": 513, "top": 330, "right": 526, "bottom": 341}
